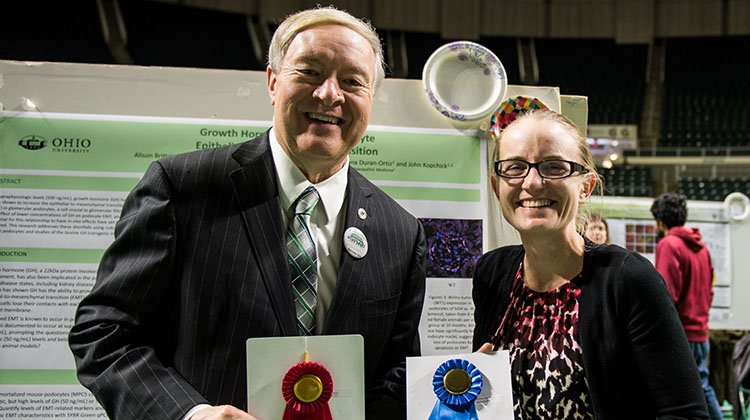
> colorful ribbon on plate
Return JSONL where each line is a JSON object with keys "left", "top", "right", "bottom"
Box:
{"left": 429, "top": 358, "right": 483, "bottom": 420}
{"left": 281, "top": 360, "right": 333, "bottom": 420}
{"left": 489, "top": 95, "right": 550, "bottom": 141}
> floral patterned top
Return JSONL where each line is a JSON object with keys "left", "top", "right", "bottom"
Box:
{"left": 491, "top": 263, "right": 594, "bottom": 419}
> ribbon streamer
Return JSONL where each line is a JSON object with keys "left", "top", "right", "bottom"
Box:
{"left": 429, "top": 358, "right": 483, "bottom": 420}
{"left": 281, "top": 360, "right": 334, "bottom": 420}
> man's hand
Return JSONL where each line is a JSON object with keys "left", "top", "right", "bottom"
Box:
{"left": 191, "top": 405, "right": 257, "bottom": 420}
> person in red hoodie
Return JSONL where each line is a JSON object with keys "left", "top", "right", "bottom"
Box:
{"left": 651, "top": 192, "right": 723, "bottom": 419}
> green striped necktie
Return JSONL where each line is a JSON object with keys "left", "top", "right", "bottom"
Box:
{"left": 286, "top": 186, "right": 320, "bottom": 336}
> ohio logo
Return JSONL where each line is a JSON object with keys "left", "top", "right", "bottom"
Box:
{"left": 18, "top": 134, "right": 48, "bottom": 150}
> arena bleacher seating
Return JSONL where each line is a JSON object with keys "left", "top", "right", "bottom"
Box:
{"left": 2, "top": 1, "right": 749, "bottom": 201}
{"left": 536, "top": 39, "right": 648, "bottom": 125}
{"left": 678, "top": 176, "right": 750, "bottom": 202}
{"left": 118, "top": 0, "right": 261, "bottom": 70}
{"left": 598, "top": 166, "right": 654, "bottom": 197}
{"left": 0, "top": 0, "right": 114, "bottom": 65}
{"left": 661, "top": 36, "right": 750, "bottom": 148}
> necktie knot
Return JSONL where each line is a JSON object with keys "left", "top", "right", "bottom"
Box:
{"left": 293, "top": 186, "right": 320, "bottom": 217}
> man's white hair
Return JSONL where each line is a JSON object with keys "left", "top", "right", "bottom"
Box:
{"left": 267, "top": 6, "right": 385, "bottom": 91}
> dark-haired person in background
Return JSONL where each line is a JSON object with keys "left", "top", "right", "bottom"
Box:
{"left": 651, "top": 192, "right": 723, "bottom": 420}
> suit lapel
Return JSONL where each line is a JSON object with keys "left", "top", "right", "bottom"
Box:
{"left": 230, "top": 133, "right": 297, "bottom": 335}
{"left": 323, "top": 169, "right": 375, "bottom": 334}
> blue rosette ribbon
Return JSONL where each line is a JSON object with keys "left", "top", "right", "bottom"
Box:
{"left": 429, "top": 358, "right": 483, "bottom": 420}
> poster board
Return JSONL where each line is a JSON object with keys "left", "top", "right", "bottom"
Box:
{"left": 0, "top": 60, "right": 563, "bottom": 416}
{"left": 585, "top": 195, "right": 748, "bottom": 328}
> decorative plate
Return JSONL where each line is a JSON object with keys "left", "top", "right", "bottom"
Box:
{"left": 422, "top": 41, "right": 507, "bottom": 121}
{"left": 724, "top": 192, "right": 750, "bottom": 221}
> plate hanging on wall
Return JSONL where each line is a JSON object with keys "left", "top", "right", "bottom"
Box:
{"left": 422, "top": 41, "right": 507, "bottom": 121}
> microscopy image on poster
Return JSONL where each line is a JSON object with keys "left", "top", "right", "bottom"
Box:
{"left": 420, "top": 218, "right": 482, "bottom": 278}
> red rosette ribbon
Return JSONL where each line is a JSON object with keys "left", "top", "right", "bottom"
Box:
{"left": 281, "top": 361, "right": 334, "bottom": 420}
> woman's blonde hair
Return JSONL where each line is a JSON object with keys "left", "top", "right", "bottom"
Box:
{"left": 267, "top": 6, "right": 385, "bottom": 91}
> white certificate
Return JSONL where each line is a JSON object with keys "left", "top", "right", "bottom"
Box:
{"left": 247, "top": 334, "right": 364, "bottom": 419}
{"left": 406, "top": 351, "right": 514, "bottom": 419}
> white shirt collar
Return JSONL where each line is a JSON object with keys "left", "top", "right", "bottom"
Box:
{"left": 269, "top": 127, "right": 348, "bottom": 223}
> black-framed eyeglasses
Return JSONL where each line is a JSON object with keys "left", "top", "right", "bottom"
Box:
{"left": 494, "top": 159, "right": 590, "bottom": 179}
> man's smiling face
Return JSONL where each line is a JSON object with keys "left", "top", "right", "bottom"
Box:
{"left": 267, "top": 24, "right": 375, "bottom": 180}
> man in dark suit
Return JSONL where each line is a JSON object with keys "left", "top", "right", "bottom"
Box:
{"left": 68, "top": 6, "right": 426, "bottom": 420}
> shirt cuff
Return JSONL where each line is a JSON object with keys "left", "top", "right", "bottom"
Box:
{"left": 182, "top": 404, "right": 213, "bottom": 420}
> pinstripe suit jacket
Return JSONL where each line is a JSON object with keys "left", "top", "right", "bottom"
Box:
{"left": 69, "top": 132, "right": 427, "bottom": 419}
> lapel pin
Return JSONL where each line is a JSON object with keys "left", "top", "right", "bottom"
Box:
{"left": 357, "top": 208, "right": 367, "bottom": 220}
{"left": 343, "top": 227, "right": 368, "bottom": 259}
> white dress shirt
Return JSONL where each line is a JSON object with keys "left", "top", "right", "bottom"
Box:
{"left": 269, "top": 127, "right": 348, "bottom": 334}
{"left": 184, "top": 129, "right": 349, "bottom": 420}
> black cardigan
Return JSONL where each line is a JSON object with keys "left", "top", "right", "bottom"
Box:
{"left": 472, "top": 242, "right": 709, "bottom": 419}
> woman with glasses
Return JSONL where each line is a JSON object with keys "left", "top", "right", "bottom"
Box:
{"left": 473, "top": 110, "right": 708, "bottom": 418}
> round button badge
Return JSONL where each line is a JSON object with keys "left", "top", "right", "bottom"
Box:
{"left": 343, "top": 227, "right": 368, "bottom": 259}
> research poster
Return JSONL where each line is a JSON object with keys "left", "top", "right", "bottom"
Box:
{"left": 596, "top": 197, "right": 734, "bottom": 323}
{"left": 0, "top": 111, "right": 486, "bottom": 417}
{"left": 607, "top": 217, "right": 732, "bottom": 322}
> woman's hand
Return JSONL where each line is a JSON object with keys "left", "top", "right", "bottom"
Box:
{"left": 476, "top": 342, "right": 495, "bottom": 353}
